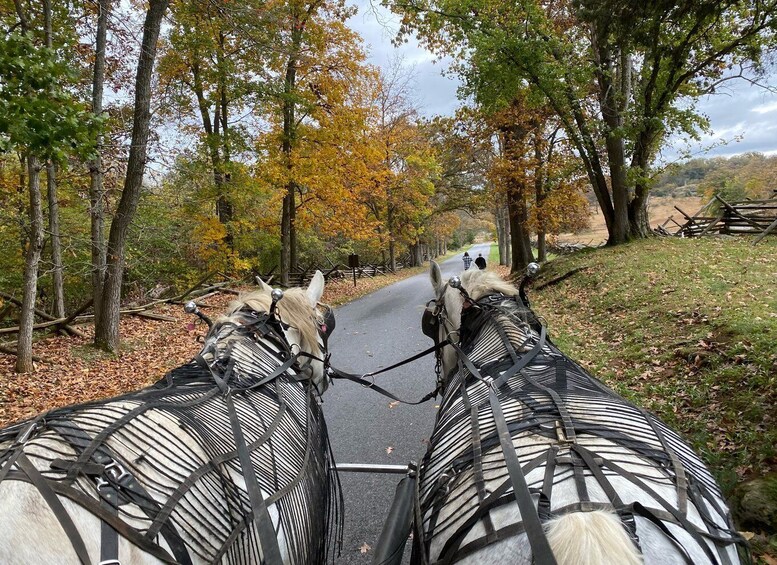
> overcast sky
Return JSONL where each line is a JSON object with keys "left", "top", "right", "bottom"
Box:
{"left": 348, "top": 2, "right": 777, "bottom": 162}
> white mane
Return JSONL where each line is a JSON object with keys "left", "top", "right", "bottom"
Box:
{"left": 205, "top": 272, "right": 329, "bottom": 392}
{"left": 226, "top": 287, "right": 325, "bottom": 361}
{"left": 458, "top": 268, "right": 519, "bottom": 301}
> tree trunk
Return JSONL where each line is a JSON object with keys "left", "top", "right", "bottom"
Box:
{"left": 591, "top": 30, "right": 630, "bottom": 245}
{"left": 495, "top": 203, "right": 509, "bottom": 266}
{"left": 501, "top": 122, "right": 532, "bottom": 272}
{"left": 94, "top": 0, "right": 169, "bottom": 352}
{"left": 507, "top": 189, "right": 534, "bottom": 273}
{"left": 534, "top": 136, "right": 547, "bottom": 262}
{"left": 90, "top": 0, "right": 109, "bottom": 327}
{"left": 387, "top": 203, "right": 396, "bottom": 271}
{"left": 42, "top": 0, "right": 65, "bottom": 318}
{"left": 216, "top": 31, "right": 233, "bottom": 248}
{"left": 280, "top": 194, "right": 291, "bottom": 286}
{"left": 16, "top": 156, "right": 44, "bottom": 373}
{"left": 629, "top": 127, "right": 659, "bottom": 238}
{"left": 17, "top": 154, "right": 27, "bottom": 252}
{"left": 46, "top": 163, "right": 65, "bottom": 317}
{"left": 280, "top": 19, "right": 303, "bottom": 283}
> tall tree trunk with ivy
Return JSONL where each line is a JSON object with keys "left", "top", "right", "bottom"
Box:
{"left": 95, "top": 0, "right": 169, "bottom": 352}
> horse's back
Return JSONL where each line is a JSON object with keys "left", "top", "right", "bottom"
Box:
{"left": 0, "top": 480, "right": 170, "bottom": 564}
{"left": 0, "top": 366, "right": 330, "bottom": 564}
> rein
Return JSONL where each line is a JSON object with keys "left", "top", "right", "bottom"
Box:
{"left": 326, "top": 341, "right": 448, "bottom": 405}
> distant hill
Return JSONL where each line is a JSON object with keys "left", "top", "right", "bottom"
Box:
{"left": 653, "top": 153, "right": 777, "bottom": 200}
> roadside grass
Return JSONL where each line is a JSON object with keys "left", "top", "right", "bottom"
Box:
{"left": 487, "top": 242, "right": 499, "bottom": 266}
{"left": 531, "top": 237, "right": 777, "bottom": 496}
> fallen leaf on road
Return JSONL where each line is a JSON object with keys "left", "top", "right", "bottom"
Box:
{"left": 386, "top": 446, "right": 394, "bottom": 455}
{"left": 388, "top": 401, "right": 399, "bottom": 409}
{"left": 359, "top": 543, "right": 371, "bottom": 554}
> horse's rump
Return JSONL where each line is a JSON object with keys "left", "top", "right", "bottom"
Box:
{"left": 416, "top": 298, "right": 744, "bottom": 564}
{"left": 0, "top": 344, "right": 339, "bottom": 564}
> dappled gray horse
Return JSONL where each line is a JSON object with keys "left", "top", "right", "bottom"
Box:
{"left": 0, "top": 272, "right": 341, "bottom": 564}
{"left": 417, "top": 263, "right": 746, "bottom": 565}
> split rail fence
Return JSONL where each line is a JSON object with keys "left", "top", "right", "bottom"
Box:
{"left": 656, "top": 191, "right": 777, "bottom": 244}
{"left": 256, "top": 261, "right": 404, "bottom": 288}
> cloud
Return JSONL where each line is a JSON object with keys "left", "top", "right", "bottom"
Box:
{"left": 348, "top": 1, "right": 777, "bottom": 156}
{"left": 348, "top": 0, "right": 459, "bottom": 117}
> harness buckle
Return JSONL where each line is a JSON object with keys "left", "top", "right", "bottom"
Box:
{"left": 105, "top": 460, "right": 130, "bottom": 482}
{"left": 99, "top": 560, "right": 122, "bottom": 565}
{"left": 97, "top": 460, "right": 131, "bottom": 491}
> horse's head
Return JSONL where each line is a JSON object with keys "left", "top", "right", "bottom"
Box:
{"left": 427, "top": 261, "right": 521, "bottom": 378}
{"left": 211, "top": 271, "right": 334, "bottom": 393}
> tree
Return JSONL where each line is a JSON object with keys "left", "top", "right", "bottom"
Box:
{"left": 389, "top": 0, "right": 777, "bottom": 244}
{"left": 254, "top": 0, "right": 381, "bottom": 279}
{"left": 159, "top": 0, "right": 265, "bottom": 254}
{"left": 94, "top": 0, "right": 170, "bottom": 352}
{"left": 89, "top": 0, "right": 111, "bottom": 327}
{"left": 0, "top": 22, "right": 97, "bottom": 371}
{"left": 359, "top": 63, "right": 438, "bottom": 268}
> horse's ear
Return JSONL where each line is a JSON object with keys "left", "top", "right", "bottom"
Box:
{"left": 306, "top": 271, "right": 325, "bottom": 307}
{"left": 430, "top": 261, "right": 443, "bottom": 293}
{"left": 255, "top": 276, "right": 273, "bottom": 293}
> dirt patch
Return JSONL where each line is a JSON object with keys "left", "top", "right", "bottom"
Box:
{"left": 557, "top": 196, "right": 705, "bottom": 245}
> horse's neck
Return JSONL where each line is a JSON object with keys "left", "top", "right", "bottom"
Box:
{"left": 464, "top": 310, "right": 533, "bottom": 367}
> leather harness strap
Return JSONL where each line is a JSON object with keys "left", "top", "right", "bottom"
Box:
{"left": 100, "top": 482, "right": 120, "bottom": 565}
{"left": 15, "top": 454, "right": 92, "bottom": 565}
{"left": 224, "top": 388, "right": 284, "bottom": 563}
{"left": 326, "top": 342, "right": 446, "bottom": 406}
{"left": 488, "top": 384, "right": 557, "bottom": 565}
{"left": 48, "top": 420, "right": 193, "bottom": 565}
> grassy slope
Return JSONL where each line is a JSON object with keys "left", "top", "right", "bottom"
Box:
{"left": 531, "top": 237, "right": 776, "bottom": 495}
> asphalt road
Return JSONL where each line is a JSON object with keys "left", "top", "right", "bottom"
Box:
{"left": 323, "top": 243, "right": 492, "bottom": 564}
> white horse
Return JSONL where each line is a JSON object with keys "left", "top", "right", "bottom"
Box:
{"left": 0, "top": 272, "right": 340, "bottom": 564}
{"left": 415, "top": 262, "right": 746, "bottom": 565}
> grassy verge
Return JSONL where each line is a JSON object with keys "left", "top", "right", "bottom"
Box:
{"left": 487, "top": 242, "right": 499, "bottom": 266}
{"left": 530, "top": 237, "right": 776, "bottom": 496}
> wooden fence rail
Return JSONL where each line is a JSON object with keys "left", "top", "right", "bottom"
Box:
{"left": 656, "top": 193, "right": 777, "bottom": 244}
{"left": 256, "top": 261, "right": 403, "bottom": 288}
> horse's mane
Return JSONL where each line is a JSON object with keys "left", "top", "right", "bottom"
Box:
{"left": 226, "top": 288, "right": 324, "bottom": 358}
{"left": 460, "top": 269, "right": 519, "bottom": 301}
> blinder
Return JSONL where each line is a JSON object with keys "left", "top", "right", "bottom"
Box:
{"left": 318, "top": 305, "right": 336, "bottom": 344}
{"left": 422, "top": 300, "right": 441, "bottom": 340}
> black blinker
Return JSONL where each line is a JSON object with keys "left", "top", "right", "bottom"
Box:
{"left": 320, "top": 306, "right": 336, "bottom": 340}
{"left": 422, "top": 302, "right": 440, "bottom": 340}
